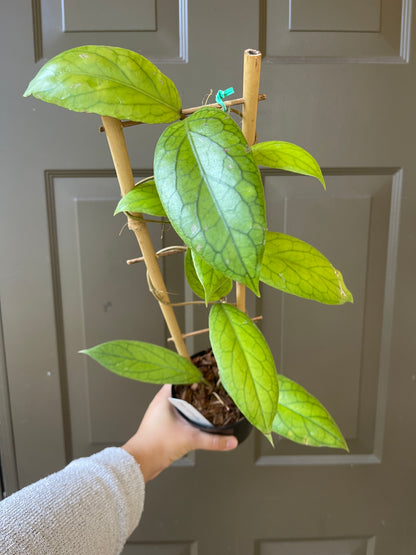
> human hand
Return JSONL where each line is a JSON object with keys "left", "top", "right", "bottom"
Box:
{"left": 121, "top": 385, "right": 238, "bottom": 482}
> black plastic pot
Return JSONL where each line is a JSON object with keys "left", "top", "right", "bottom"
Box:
{"left": 171, "top": 384, "right": 252, "bottom": 444}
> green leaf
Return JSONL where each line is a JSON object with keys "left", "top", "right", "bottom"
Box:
{"left": 80, "top": 340, "right": 202, "bottom": 384}
{"left": 273, "top": 374, "right": 348, "bottom": 450}
{"left": 209, "top": 303, "right": 279, "bottom": 435}
{"left": 184, "top": 248, "right": 207, "bottom": 300}
{"left": 190, "top": 250, "right": 233, "bottom": 304}
{"left": 24, "top": 45, "right": 182, "bottom": 123}
{"left": 114, "top": 178, "right": 167, "bottom": 217}
{"left": 184, "top": 249, "right": 233, "bottom": 303}
{"left": 251, "top": 141, "right": 325, "bottom": 188}
{"left": 154, "top": 106, "right": 266, "bottom": 295}
{"left": 260, "top": 231, "right": 353, "bottom": 305}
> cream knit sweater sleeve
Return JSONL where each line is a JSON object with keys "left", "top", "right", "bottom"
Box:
{"left": 0, "top": 447, "right": 145, "bottom": 554}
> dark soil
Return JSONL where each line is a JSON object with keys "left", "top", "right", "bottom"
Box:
{"left": 173, "top": 349, "right": 243, "bottom": 427}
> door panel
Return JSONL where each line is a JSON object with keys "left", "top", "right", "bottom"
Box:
{"left": 258, "top": 537, "right": 374, "bottom": 555}
{"left": 258, "top": 169, "right": 400, "bottom": 462}
{"left": 36, "top": 0, "right": 187, "bottom": 63}
{"left": 261, "top": 0, "right": 410, "bottom": 61}
{"left": 48, "top": 170, "right": 186, "bottom": 458}
{"left": 1, "top": 1, "right": 415, "bottom": 554}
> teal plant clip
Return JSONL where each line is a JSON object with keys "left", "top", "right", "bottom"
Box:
{"left": 215, "top": 87, "right": 235, "bottom": 111}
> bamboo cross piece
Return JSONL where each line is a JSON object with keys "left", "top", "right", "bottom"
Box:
{"left": 98, "top": 94, "right": 266, "bottom": 133}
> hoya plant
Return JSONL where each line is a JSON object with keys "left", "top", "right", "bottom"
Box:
{"left": 24, "top": 45, "right": 352, "bottom": 449}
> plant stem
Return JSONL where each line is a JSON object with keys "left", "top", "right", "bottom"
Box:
{"left": 101, "top": 115, "right": 190, "bottom": 360}
{"left": 237, "top": 48, "right": 263, "bottom": 314}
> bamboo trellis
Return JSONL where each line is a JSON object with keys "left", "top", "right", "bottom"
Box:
{"left": 101, "top": 49, "right": 264, "bottom": 359}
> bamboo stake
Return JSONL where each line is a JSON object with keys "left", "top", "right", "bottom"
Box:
{"left": 101, "top": 115, "right": 190, "bottom": 359}
{"left": 237, "top": 48, "right": 262, "bottom": 313}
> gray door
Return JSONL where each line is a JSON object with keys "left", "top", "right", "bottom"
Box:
{"left": 1, "top": 1, "right": 415, "bottom": 554}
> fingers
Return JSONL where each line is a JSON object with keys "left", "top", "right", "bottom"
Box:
{"left": 192, "top": 431, "right": 238, "bottom": 452}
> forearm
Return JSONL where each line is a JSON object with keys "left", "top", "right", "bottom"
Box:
{"left": 0, "top": 447, "right": 145, "bottom": 555}
{"left": 0, "top": 385, "right": 236, "bottom": 554}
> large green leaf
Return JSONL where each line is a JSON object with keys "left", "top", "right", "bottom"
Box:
{"left": 273, "top": 374, "right": 348, "bottom": 450}
{"left": 190, "top": 250, "right": 233, "bottom": 304}
{"left": 24, "top": 45, "right": 182, "bottom": 123}
{"left": 209, "top": 303, "right": 278, "bottom": 437}
{"left": 154, "top": 106, "right": 267, "bottom": 294}
{"left": 251, "top": 141, "right": 325, "bottom": 188}
{"left": 80, "top": 340, "right": 202, "bottom": 384}
{"left": 260, "top": 231, "right": 353, "bottom": 305}
{"left": 114, "top": 178, "right": 167, "bottom": 217}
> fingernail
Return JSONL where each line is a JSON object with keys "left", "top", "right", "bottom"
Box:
{"left": 226, "top": 437, "right": 238, "bottom": 450}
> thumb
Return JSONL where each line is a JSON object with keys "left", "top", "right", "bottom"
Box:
{"left": 193, "top": 432, "right": 238, "bottom": 452}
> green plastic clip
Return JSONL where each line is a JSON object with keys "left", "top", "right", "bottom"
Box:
{"left": 215, "top": 87, "right": 235, "bottom": 111}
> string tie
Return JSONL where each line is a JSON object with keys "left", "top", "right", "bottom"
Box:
{"left": 215, "top": 87, "right": 235, "bottom": 111}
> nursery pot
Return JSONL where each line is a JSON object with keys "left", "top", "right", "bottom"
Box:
{"left": 171, "top": 387, "right": 252, "bottom": 444}
{"left": 171, "top": 349, "right": 252, "bottom": 445}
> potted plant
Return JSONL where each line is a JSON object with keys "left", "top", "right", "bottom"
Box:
{"left": 24, "top": 45, "right": 352, "bottom": 450}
